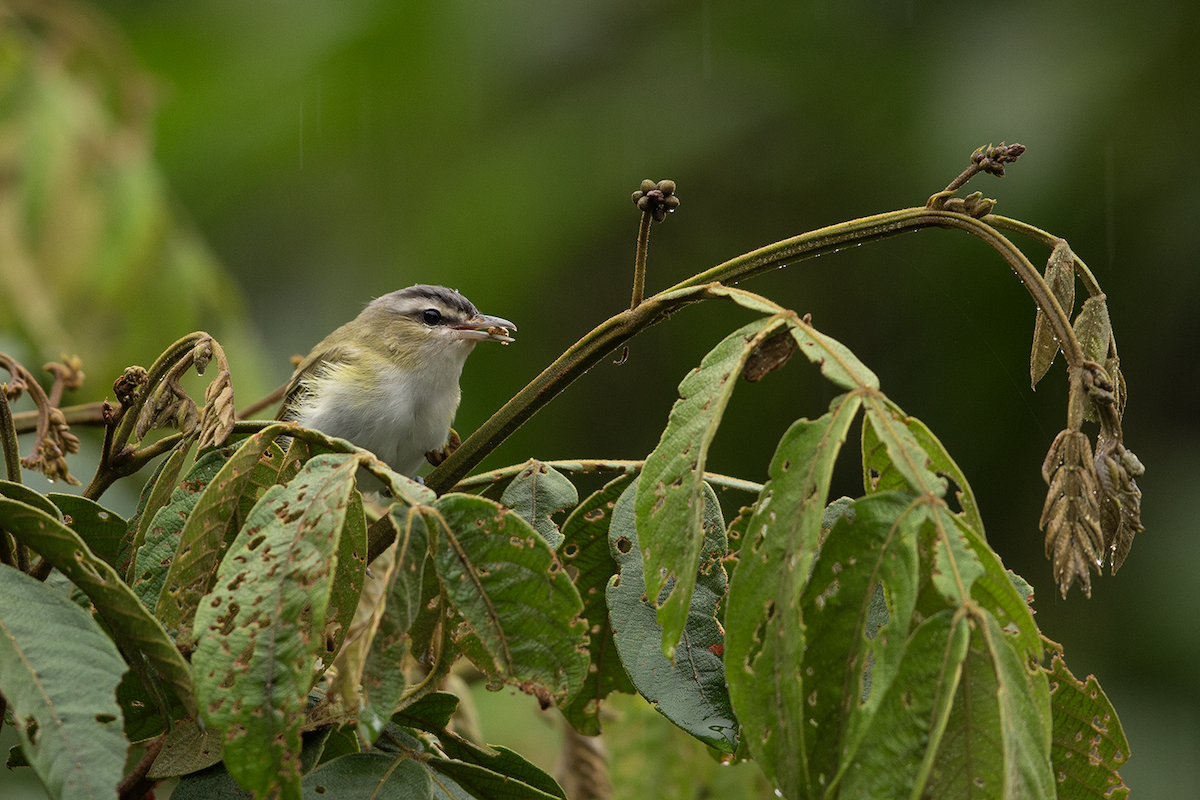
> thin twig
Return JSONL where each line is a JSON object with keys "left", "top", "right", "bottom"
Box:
{"left": 236, "top": 381, "right": 288, "bottom": 420}
{"left": 116, "top": 735, "right": 165, "bottom": 800}
{"left": 631, "top": 211, "right": 652, "bottom": 309}
{"left": 0, "top": 389, "right": 21, "bottom": 482}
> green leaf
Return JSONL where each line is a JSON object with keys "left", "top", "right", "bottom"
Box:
{"left": 608, "top": 479, "right": 737, "bottom": 752}
{"left": 798, "top": 493, "right": 922, "bottom": 790}
{"left": 427, "top": 755, "right": 565, "bottom": 800}
{"left": 863, "top": 398, "right": 985, "bottom": 539}
{"left": 723, "top": 393, "right": 861, "bottom": 794}
{"left": 862, "top": 399, "right": 947, "bottom": 498}
{"left": 500, "top": 460, "right": 579, "bottom": 549}
{"left": 0, "top": 480, "right": 64, "bottom": 520}
{"left": 391, "top": 691, "right": 460, "bottom": 732}
{"left": 921, "top": 611, "right": 1055, "bottom": 799}
{"left": 0, "top": 564, "right": 128, "bottom": 800}
{"left": 1031, "top": 241, "right": 1076, "bottom": 388}
{"left": 123, "top": 436, "right": 195, "bottom": 578}
{"left": 193, "top": 453, "right": 361, "bottom": 800}
{"left": 47, "top": 493, "right": 127, "bottom": 570}
{"left": 146, "top": 717, "right": 223, "bottom": 779}
{"left": 170, "top": 764, "right": 255, "bottom": 799}
{"left": 558, "top": 474, "right": 636, "bottom": 735}
{"left": 323, "top": 488, "right": 367, "bottom": 665}
{"left": 301, "top": 753, "right": 432, "bottom": 799}
{"left": 1047, "top": 655, "right": 1130, "bottom": 799}
{"left": 428, "top": 493, "right": 589, "bottom": 698}
{"left": 130, "top": 444, "right": 231, "bottom": 612}
{"left": 637, "top": 315, "right": 782, "bottom": 658}
{"left": 351, "top": 505, "right": 430, "bottom": 744}
{"left": 837, "top": 610, "right": 970, "bottom": 797}
{"left": 157, "top": 424, "right": 295, "bottom": 644}
{"left": 1073, "top": 295, "right": 1112, "bottom": 365}
{"left": 0, "top": 497, "right": 197, "bottom": 717}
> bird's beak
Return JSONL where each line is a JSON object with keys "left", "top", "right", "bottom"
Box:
{"left": 454, "top": 313, "right": 517, "bottom": 343}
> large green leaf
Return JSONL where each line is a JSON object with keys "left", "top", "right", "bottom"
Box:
{"left": 192, "top": 453, "right": 360, "bottom": 800}
{"left": 923, "top": 611, "right": 1055, "bottom": 799}
{"left": 558, "top": 474, "right": 636, "bottom": 735}
{"left": 500, "top": 460, "right": 579, "bottom": 549}
{"left": 0, "top": 497, "right": 197, "bottom": 717}
{"left": 836, "top": 609, "right": 970, "bottom": 797}
{"left": 130, "top": 445, "right": 232, "bottom": 612}
{"left": 636, "top": 316, "right": 782, "bottom": 658}
{"left": 428, "top": 493, "right": 589, "bottom": 698}
{"left": 0, "top": 564, "right": 128, "bottom": 800}
{"left": 1047, "top": 655, "right": 1130, "bottom": 799}
{"left": 347, "top": 505, "right": 431, "bottom": 744}
{"left": 723, "top": 392, "right": 862, "bottom": 795}
{"left": 608, "top": 479, "right": 737, "bottom": 752}
{"left": 796, "top": 492, "right": 923, "bottom": 792}
{"left": 157, "top": 424, "right": 294, "bottom": 643}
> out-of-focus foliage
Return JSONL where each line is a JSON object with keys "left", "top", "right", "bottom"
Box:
{"left": 0, "top": 0, "right": 263, "bottom": 393}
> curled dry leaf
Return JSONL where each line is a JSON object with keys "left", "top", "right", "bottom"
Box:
{"left": 197, "top": 370, "right": 234, "bottom": 450}
{"left": 1030, "top": 241, "right": 1076, "bottom": 389}
{"left": 742, "top": 330, "right": 796, "bottom": 382}
{"left": 1085, "top": 363, "right": 1144, "bottom": 573}
{"left": 1040, "top": 429, "right": 1103, "bottom": 598}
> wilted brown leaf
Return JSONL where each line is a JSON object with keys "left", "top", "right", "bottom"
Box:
{"left": 1030, "top": 241, "right": 1076, "bottom": 389}
{"left": 1040, "top": 429, "right": 1103, "bottom": 597}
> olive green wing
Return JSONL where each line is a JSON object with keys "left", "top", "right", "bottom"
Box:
{"left": 275, "top": 343, "right": 355, "bottom": 421}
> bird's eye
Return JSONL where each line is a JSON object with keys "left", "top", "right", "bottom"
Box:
{"left": 422, "top": 308, "right": 442, "bottom": 325}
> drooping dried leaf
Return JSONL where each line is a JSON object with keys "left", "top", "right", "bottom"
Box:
{"left": 1039, "top": 430, "right": 1104, "bottom": 597}
{"left": 741, "top": 329, "right": 795, "bottom": 382}
{"left": 1031, "top": 241, "right": 1077, "bottom": 389}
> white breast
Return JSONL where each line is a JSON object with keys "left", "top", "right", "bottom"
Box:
{"left": 293, "top": 346, "right": 471, "bottom": 477}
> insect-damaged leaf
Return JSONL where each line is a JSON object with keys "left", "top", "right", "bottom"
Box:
{"left": 501, "top": 460, "right": 579, "bottom": 550}
{"left": 636, "top": 316, "right": 782, "bottom": 659}
{"left": 862, "top": 398, "right": 984, "bottom": 539}
{"left": 193, "top": 453, "right": 360, "bottom": 800}
{"left": 861, "top": 397, "right": 947, "bottom": 499}
{"left": 0, "top": 565, "right": 128, "bottom": 800}
{"left": 794, "top": 493, "right": 922, "bottom": 793}
{"left": 1031, "top": 241, "right": 1077, "bottom": 389}
{"left": 608, "top": 479, "right": 737, "bottom": 752}
{"left": 157, "top": 423, "right": 295, "bottom": 644}
{"left": 723, "top": 393, "right": 861, "bottom": 795}
{"left": 131, "top": 445, "right": 231, "bottom": 612}
{"left": 429, "top": 493, "right": 589, "bottom": 700}
{"left": 922, "top": 611, "right": 1055, "bottom": 800}
{"left": 0, "top": 497, "right": 196, "bottom": 718}
{"left": 558, "top": 474, "right": 636, "bottom": 735}
{"left": 1046, "top": 655, "right": 1131, "bottom": 799}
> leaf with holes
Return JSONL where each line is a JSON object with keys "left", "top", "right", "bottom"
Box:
{"left": 793, "top": 492, "right": 922, "bottom": 793}
{"left": 130, "top": 445, "right": 232, "bottom": 611}
{"left": 862, "top": 398, "right": 947, "bottom": 498}
{"left": 429, "top": 493, "right": 588, "bottom": 700}
{"left": 723, "top": 393, "right": 861, "bottom": 793}
{"left": 192, "top": 453, "right": 360, "bottom": 800}
{"left": 1047, "top": 655, "right": 1130, "bottom": 799}
{"left": 558, "top": 474, "right": 636, "bottom": 735}
{"left": 922, "top": 610, "right": 1055, "bottom": 799}
{"left": 862, "top": 398, "right": 984, "bottom": 539}
{"left": 636, "top": 315, "right": 782, "bottom": 659}
{"left": 836, "top": 609, "right": 970, "bottom": 796}
{"left": 0, "top": 497, "right": 196, "bottom": 717}
{"left": 609, "top": 479, "right": 737, "bottom": 752}
{"left": 349, "top": 506, "right": 431, "bottom": 744}
{"left": 157, "top": 424, "right": 295, "bottom": 644}
{"left": 123, "top": 436, "right": 195, "bottom": 578}
{"left": 501, "top": 460, "right": 579, "bottom": 549}
{"left": 0, "top": 565, "right": 129, "bottom": 800}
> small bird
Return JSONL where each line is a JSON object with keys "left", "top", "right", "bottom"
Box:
{"left": 278, "top": 285, "right": 515, "bottom": 478}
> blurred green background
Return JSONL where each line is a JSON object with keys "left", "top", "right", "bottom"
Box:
{"left": 1, "top": 0, "right": 1196, "bottom": 797}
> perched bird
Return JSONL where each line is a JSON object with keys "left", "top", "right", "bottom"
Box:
{"left": 278, "top": 285, "right": 515, "bottom": 478}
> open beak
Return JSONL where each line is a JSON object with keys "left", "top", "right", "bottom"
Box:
{"left": 454, "top": 313, "right": 517, "bottom": 343}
